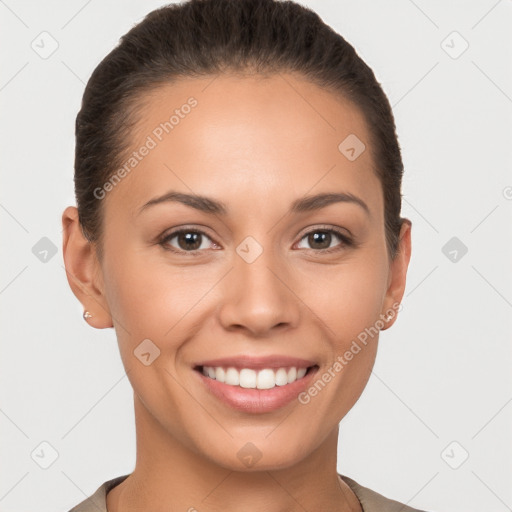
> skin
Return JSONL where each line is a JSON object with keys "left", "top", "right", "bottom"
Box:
{"left": 62, "top": 72, "right": 412, "bottom": 512}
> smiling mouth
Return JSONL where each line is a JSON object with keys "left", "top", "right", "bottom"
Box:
{"left": 194, "top": 365, "right": 318, "bottom": 390}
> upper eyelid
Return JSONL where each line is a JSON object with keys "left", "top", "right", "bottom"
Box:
{"left": 295, "top": 223, "right": 352, "bottom": 240}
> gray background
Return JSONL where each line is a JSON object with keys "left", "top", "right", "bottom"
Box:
{"left": 1, "top": 1, "right": 511, "bottom": 511}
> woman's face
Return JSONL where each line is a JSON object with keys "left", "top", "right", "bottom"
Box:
{"left": 87, "top": 73, "right": 410, "bottom": 470}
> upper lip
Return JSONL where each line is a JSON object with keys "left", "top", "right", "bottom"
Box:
{"left": 194, "top": 355, "right": 317, "bottom": 370}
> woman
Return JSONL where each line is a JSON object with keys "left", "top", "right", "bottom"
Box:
{"left": 62, "top": 0, "right": 426, "bottom": 510}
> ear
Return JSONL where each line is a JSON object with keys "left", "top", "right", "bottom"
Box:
{"left": 61, "top": 206, "right": 113, "bottom": 328}
{"left": 380, "top": 219, "right": 412, "bottom": 330}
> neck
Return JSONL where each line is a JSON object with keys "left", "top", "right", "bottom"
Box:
{"left": 106, "top": 394, "right": 361, "bottom": 512}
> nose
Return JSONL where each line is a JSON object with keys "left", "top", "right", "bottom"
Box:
{"left": 218, "top": 245, "right": 301, "bottom": 337}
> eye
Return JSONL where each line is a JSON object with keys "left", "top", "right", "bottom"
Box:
{"left": 158, "top": 225, "right": 354, "bottom": 255}
{"left": 295, "top": 227, "right": 353, "bottom": 253}
{"left": 159, "top": 228, "right": 219, "bottom": 254}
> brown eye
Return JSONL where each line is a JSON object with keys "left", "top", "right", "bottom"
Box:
{"left": 307, "top": 231, "right": 332, "bottom": 250}
{"left": 160, "top": 229, "right": 216, "bottom": 253}
{"left": 296, "top": 228, "right": 353, "bottom": 252}
{"left": 175, "top": 231, "right": 203, "bottom": 251}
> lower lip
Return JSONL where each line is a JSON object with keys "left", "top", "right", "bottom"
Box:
{"left": 195, "top": 367, "right": 318, "bottom": 414}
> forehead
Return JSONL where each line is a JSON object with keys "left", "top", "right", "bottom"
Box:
{"left": 138, "top": 72, "right": 371, "bottom": 153}
{"left": 106, "top": 72, "right": 382, "bottom": 220}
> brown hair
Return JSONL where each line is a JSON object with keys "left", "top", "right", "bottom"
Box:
{"left": 74, "top": 0, "right": 406, "bottom": 260}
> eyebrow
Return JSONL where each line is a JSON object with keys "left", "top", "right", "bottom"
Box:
{"left": 138, "top": 190, "right": 370, "bottom": 216}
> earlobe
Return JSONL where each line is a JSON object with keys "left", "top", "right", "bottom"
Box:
{"left": 61, "top": 206, "right": 113, "bottom": 329}
{"left": 380, "top": 219, "right": 412, "bottom": 331}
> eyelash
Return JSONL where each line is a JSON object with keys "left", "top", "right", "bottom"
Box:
{"left": 158, "top": 225, "right": 354, "bottom": 256}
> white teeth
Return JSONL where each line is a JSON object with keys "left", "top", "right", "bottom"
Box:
{"left": 257, "top": 368, "right": 276, "bottom": 389}
{"left": 225, "top": 367, "right": 240, "bottom": 386}
{"left": 201, "top": 366, "right": 309, "bottom": 389}
{"left": 275, "top": 368, "right": 288, "bottom": 386}
{"left": 297, "top": 368, "right": 307, "bottom": 379}
{"left": 239, "top": 369, "right": 257, "bottom": 388}
{"left": 287, "top": 367, "right": 297, "bottom": 383}
{"left": 215, "top": 367, "right": 226, "bottom": 383}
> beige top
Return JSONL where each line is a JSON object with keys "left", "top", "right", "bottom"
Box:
{"left": 67, "top": 473, "right": 430, "bottom": 511}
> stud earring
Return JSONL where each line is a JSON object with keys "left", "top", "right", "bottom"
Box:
{"left": 83, "top": 311, "right": 92, "bottom": 321}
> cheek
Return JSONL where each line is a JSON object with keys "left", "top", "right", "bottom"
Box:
{"left": 295, "top": 253, "right": 387, "bottom": 409}
{"left": 104, "top": 245, "right": 170, "bottom": 324}
{"left": 298, "top": 253, "right": 389, "bottom": 344}
{"left": 102, "top": 247, "right": 221, "bottom": 355}
{"left": 101, "top": 251, "right": 199, "bottom": 413}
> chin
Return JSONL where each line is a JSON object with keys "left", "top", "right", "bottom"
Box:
{"left": 196, "top": 432, "right": 315, "bottom": 473}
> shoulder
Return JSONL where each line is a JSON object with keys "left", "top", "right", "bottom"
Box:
{"left": 340, "top": 474, "right": 433, "bottom": 512}
{"left": 66, "top": 474, "right": 130, "bottom": 512}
